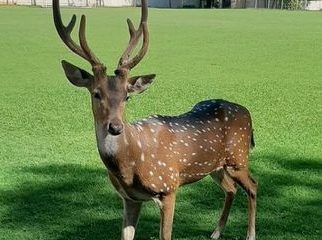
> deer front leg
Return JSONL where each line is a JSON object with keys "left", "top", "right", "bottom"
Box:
{"left": 157, "top": 193, "right": 176, "bottom": 240}
{"left": 122, "top": 198, "right": 142, "bottom": 240}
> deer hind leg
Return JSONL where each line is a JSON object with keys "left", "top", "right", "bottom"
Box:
{"left": 210, "top": 168, "right": 237, "bottom": 239}
{"left": 122, "top": 198, "right": 142, "bottom": 240}
{"left": 226, "top": 167, "right": 257, "bottom": 240}
{"left": 155, "top": 193, "right": 176, "bottom": 240}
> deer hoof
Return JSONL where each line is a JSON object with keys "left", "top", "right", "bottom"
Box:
{"left": 210, "top": 230, "right": 221, "bottom": 239}
{"left": 246, "top": 235, "right": 255, "bottom": 240}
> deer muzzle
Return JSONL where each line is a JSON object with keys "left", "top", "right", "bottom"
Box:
{"left": 108, "top": 119, "right": 124, "bottom": 136}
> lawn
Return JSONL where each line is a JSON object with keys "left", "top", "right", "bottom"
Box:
{"left": 0, "top": 5, "right": 321, "bottom": 240}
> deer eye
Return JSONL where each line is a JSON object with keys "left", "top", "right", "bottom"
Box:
{"left": 93, "top": 91, "right": 101, "bottom": 100}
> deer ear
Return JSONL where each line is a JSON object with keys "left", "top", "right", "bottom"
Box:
{"left": 61, "top": 60, "right": 93, "bottom": 88}
{"left": 127, "top": 74, "right": 156, "bottom": 94}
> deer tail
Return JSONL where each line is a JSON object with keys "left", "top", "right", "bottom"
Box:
{"left": 251, "top": 129, "right": 255, "bottom": 149}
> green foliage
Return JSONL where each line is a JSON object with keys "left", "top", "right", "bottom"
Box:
{"left": 0, "top": 6, "right": 322, "bottom": 240}
{"left": 285, "top": 0, "right": 304, "bottom": 10}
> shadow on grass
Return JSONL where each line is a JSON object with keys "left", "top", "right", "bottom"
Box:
{"left": 0, "top": 164, "right": 208, "bottom": 239}
{"left": 0, "top": 165, "right": 120, "bottom": 239}
{"left": 0, "top": 153, "right": 321, "bottom": 239}
{"left": 178, "top": 152, "right": 322, "bottom": 239}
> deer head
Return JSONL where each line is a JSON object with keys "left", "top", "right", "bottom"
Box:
{"left": 53, "top": 0, "right": 155, "bottom": 136}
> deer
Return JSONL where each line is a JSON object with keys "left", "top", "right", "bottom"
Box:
{"left": 52, "top": 0, "right": 257, "bottom": 239}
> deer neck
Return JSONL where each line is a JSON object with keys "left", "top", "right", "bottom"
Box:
{"left": 94, "top": 121, "right": 141, "bottom": 181}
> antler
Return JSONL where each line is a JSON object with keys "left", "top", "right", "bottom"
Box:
{"left": 53, "top": 0, "right": 101, "bottom": 66}
{"left": 118, "top": 0, "right": 149, "bottom": 70}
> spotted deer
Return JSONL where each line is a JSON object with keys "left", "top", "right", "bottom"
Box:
{"left": 52, "top": 0, "right": 257, "bottom": 239}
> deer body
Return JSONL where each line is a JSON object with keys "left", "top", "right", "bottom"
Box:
{"left": 97, "top": 99, "right": 252, "bottom": 199}
{"left": 53, "top": 0, "right": 257, "bottom": 239}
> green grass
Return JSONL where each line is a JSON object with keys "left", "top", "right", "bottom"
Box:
{"left": 0, "top": 5, "right": 322, "bottom": 240}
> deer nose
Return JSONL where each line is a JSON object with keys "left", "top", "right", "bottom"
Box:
{"left": 108, "top": 121, "right": 124, "bottom": 136}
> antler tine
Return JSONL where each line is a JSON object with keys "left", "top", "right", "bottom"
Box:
{"left": 127, "top": 18, "right": 136, "bottom": 38}
{"left": 117, "top": 19, "right": 143, "bottom": 68}
{"left": 66, "top": 14, "right": 76, "bottom": 34}
{"left": 79, "top": 15, "right": 102, "bottom": 65}
{"left": 118, "top": 0, "right": 149, "bottom": 70}
{"left": 126, "top": 22, "right": 149, "bottom": 70}
{"left": 140, "top": 0, "right": 148, "bottom": 23}
{"left": 53, "top": 0, "right": 101, "bottom": 66}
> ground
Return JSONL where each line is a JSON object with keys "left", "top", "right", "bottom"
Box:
{"left": 0, "top": 6, "right": 321, "bottom": 240}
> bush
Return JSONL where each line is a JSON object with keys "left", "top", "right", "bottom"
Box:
{"left": 286, "top": 0, "right": 304, "bottom": 10}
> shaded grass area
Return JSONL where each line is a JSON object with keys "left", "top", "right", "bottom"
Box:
{"left": 0, "top": 6, "right": 321, "bottom": 240}
{"left": 1, "top": 154, "right": 321, "bottom": 240}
